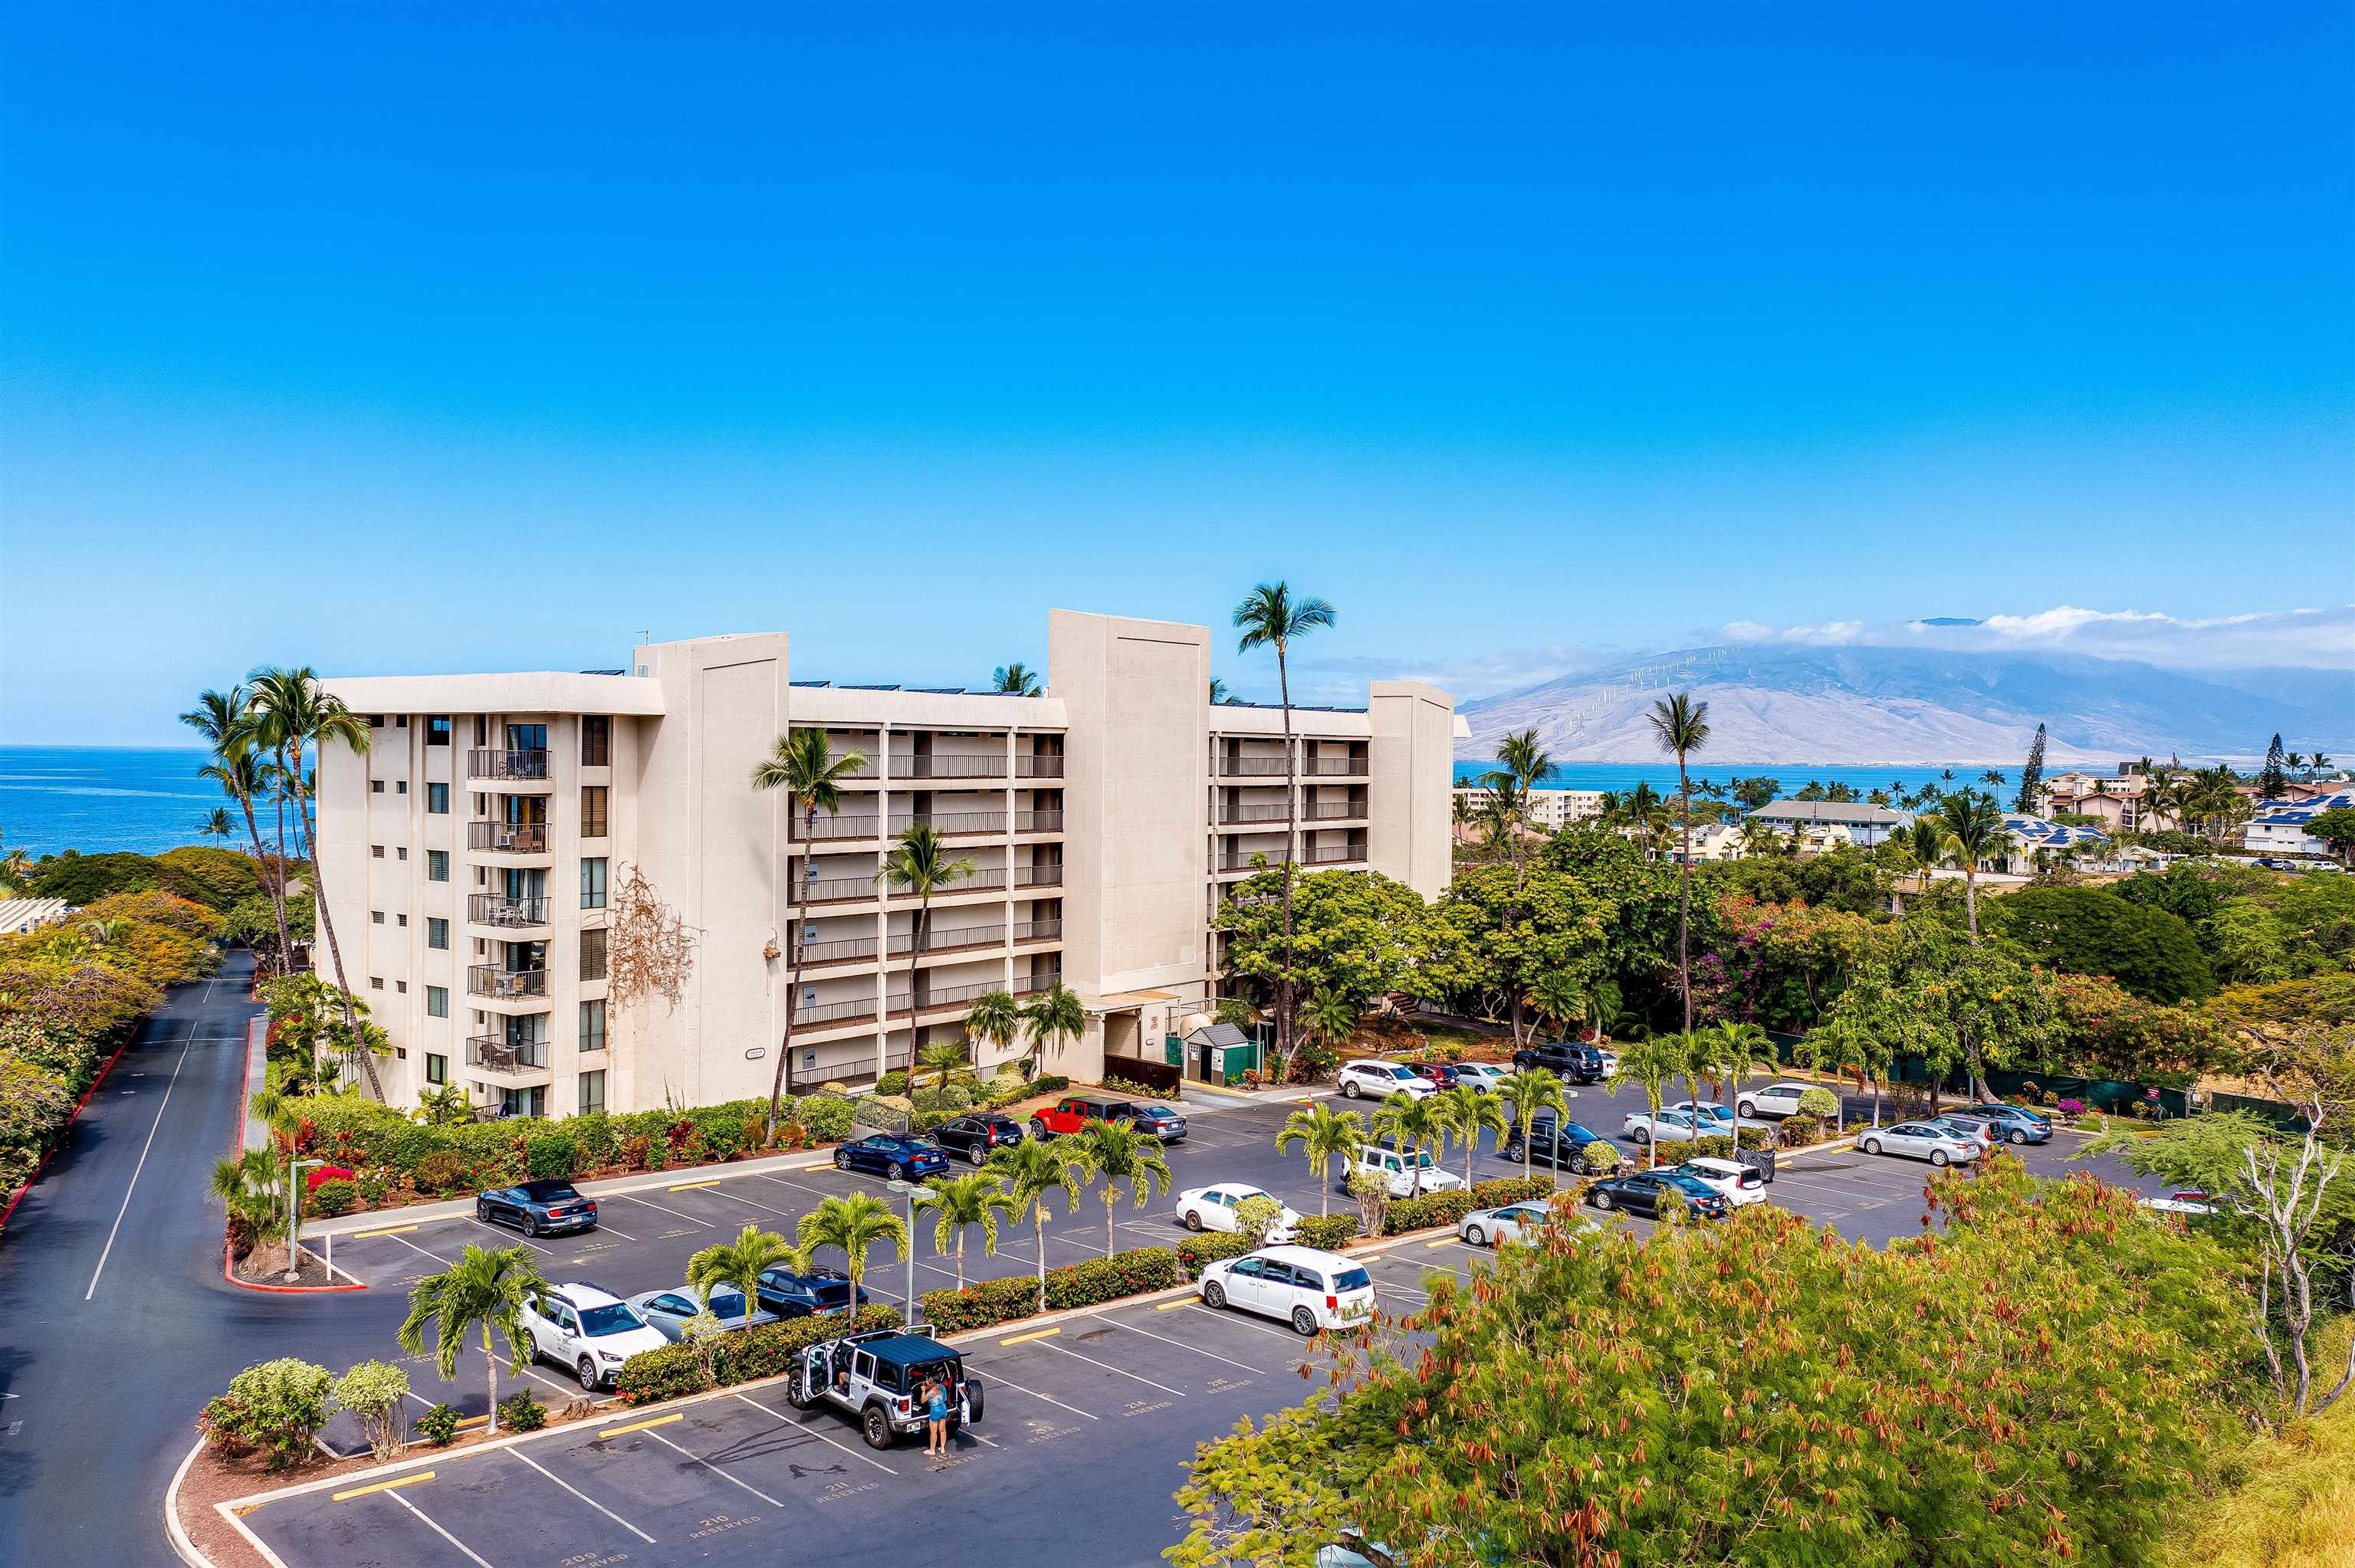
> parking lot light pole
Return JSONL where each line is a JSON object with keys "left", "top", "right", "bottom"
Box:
{"left": 888, "top": 1179, "right": 919, "bottom": 1325}
{"left": 288, "top": 1157, "right": 324, "bottom": 1283}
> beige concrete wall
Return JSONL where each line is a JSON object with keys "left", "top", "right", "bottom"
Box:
{"left": 1368, "top": 680, "right": 1456, "bottom": 900}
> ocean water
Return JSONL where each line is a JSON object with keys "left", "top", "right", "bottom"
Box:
{"left": 1452, "top": 759, "right": 2022, "bottom": 800}
{"left": 0, "top": 746, "right": 229, "bottom": 857}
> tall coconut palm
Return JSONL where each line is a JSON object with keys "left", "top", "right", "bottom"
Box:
{"left": 985, "top": 1138, "right": 1085, "bottom": 1312}
{"left": 1208, "top": 676, "right": 1231, "bottom": 706}
{"left": 195, "top": 806, "right": 236, "bottom": 843}
{"left": 796, "top": 1192, "right": 908, "bottom": 1314}
{"left": 1608, "top": 1033, "right": 1687, "bottom": 1170}
{"left": 1017, "top": 981, "right": 1086, "bottom": 1078}
{"left": 1232, "top": 581, "right": 1337, "bottom": 1074}
{"left": 1700, "top": 1019, "right": 1772, "bottom": 1108}
{"left": 1904, "top": 816, "right": 1946, "bottom": 895}
{"left": 878, "top": 822, "right": 977, "bottom": 1084}
{"left": 1496, "top": 1068, "right": 1567, "bottom": 1185}
{"left": 1926, "top": 788, "right": 2007, "bottom": 942}
{"left": 1483, "top": 728, "right": 1555, "bottom": 876}
{"left": 187, "top": 687, "right": 295, "bottom": 976}
{"left": 247, "top": 667, "right": 375, "bottom": 1094}
{"left": 1274, "top": 1103, "right": 1364, "bottom": 1217}
{"left": 917, "top": 1171, "right": 1017, "bottom": 1290}
{"left": 1369, "top": 1091, "right": 1445, "bottom": 1198}
{"left": 1066, "top": 1118, "right": 1173, "bottom": 1256}
{"left": 1646, "top": 693, "right": 1711, "bottom": 1036}
{"left": 990, "top": 663, "right": 1043, "bottom": 697}
{"left": 752, "top": 728, "right": 870, "bottom": 1133}
{"left": 1433, "top": 1081, "right": 1507, "bottom": 1189}
{"left": 963, "top": 988, "right": 1020, "bottom": 1074}
{"left": 686, "top": 1224, "right": 800, "bottom": 1320}
{"left": 398, "top": 1244, "right": 548, "bottom": 1435}
{"left": 1980, "top": 769, "right": 2007, "bottom": 789}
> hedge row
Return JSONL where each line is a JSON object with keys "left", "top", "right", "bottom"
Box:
{"left": 920, "top": 1248, "right": 1181, "bottom": 1333}
{"left": 1292, "top": 1215, "right": 1361, "bottom": 1250}
{"left": 1384, "top": 1175, "right": 1558, "bottom": 1235}
{"left": 613, "top": 1303, "right": 905, "bottom": 1404}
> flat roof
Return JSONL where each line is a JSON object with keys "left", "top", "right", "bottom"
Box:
{"left": 1750, "top": 801, "right": 1909, "bottom": 825}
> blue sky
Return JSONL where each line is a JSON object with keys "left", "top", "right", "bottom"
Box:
{"left": 5, "top": 3, "right": 2349, "bottom": 742}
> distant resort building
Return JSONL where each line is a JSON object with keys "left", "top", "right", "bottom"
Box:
{"left": 2244, "top": 789, "right": 2355, "bottom": 859}
{"left": 1743, "top": 799, "right": 1912, "bottom": 848}
{"left": 0, "top": 897, "right": 71, "bottom": 936}
{"left": 1451, "top": 786, "right": 1604, "bottom": 829}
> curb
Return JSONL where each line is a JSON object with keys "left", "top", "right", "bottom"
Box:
{"left": 0, "top": 1033, "right": 135, "bottom": 1232}
{"left": 295, "top": 1150, "right": 851, "bottom": 1241}
{"left": 165, "top": 1435, "right": 212, "bottom": 1568}
{"left": 223, "top": 1238, "right": 366, "bottom": 1294}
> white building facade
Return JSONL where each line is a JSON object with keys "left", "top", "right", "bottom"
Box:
{"left": 1450, "top": 786, "right": 1606, "bottom": 829}
{"left": 315, "top": 611, "right": 1454, "bottom": 1117}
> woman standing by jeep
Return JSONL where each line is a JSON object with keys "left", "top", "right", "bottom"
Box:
{"left": 924, "top": 1376, "right": 951, "bottom": 1455}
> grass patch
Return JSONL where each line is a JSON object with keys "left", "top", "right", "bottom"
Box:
{"left": 2167, "top": 1320, "right": 2355, "bottom": 1568}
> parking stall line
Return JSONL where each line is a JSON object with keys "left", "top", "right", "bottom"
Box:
{"left": 644, "top": 1427, "right": 786, "bottom": 1507}
{"left": 703, "top": 1183, "right": 812, "bottom": 1225}
{"left": 729, "top": 1392, "right": 898, "bottom": 1475}
{"left": 333, "top": 1470, "right": 436, "bottom": 1503}
{"left": 609, "top": 1192, "right": 716, "bottom": 1228}
{"left": 466, "top": 1217, "right": 557, "bottom": 1255}
{"left": 1181, "top": 1303, "right": 1312, "bottom": 1343}
{"left": 387, "top": 1232, "right": 459, "bottom": 1268}
{"left": 969, "top": 1366, "right": 1100, "bottom": 1421}
{"left": 389, "top": 1490, "right": 497, "bottom": 1568}
{"left": 760, "top": 1172, "right": 852, "bottom": 1202}
{"left": 1092, "top": 1317, "right": 1264, "bottom": 1374}
{"left": 509, "top": 1448, "right": 658, "bottom": 1542}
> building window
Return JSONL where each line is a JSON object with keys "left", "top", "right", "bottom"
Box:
{"left": 396, "top": 714, "right": 409, "bottom": 728}
{"left": 367, "top": 713, "right": 384, "bottom": 728}
{"left": 578, "top": 1070, "right": 606, "bottom": 1117}
{"left": 426, "top": 985, "right": 448, "bottom": 1018}
{"left": 371, "top": 845, "right": 385, "bottom": 859}
{"left": 397, "top": 780, "right": 409, "bottom": 795}
{"left": 426, "top": 917, "right": 449, "bottom": 950}
{"left": 369, "top": 976, "right": 383, "bottom": 989}
{"left": 396, "top": 846, "right": 408, "bottom": 861}
{"left": 581, "top": 786, "right": 609, "bottom": 838}
{"left": 370, "top": 779, "right": 384, "bottom": 794}
{"left": 580, "top": 857, "right": 607, "bottom": 910}
{"left": 396, "top": 913, "right": 408, "bottom": 927}
{"left": 427, "top": 850, "right": 449, "bottom": 881}
{"left": 426, "top": 782, "right": 449, "bottom": 814}
{"left": 395, "top": 979, "right": 407, "bottom": 994}
{"left": 581, "top": 716, "right": 610, "bottom": 768}
{"left": 425, "top": 1052, "right": 446, "bottom": 1084}
{"left": 580, "top": 927, "right": 608, "bottom": 982}
{"left": 475, "top": 714, "right": 488, "bottom": 746}
{"left": 370, "top": 910, "right": 384, "bottom": 923}
{"left": 426, "top": 715, "right": 452, "bottom": 745}
{"left": 580, "top": 999, "right": 606, "bottom": 1051}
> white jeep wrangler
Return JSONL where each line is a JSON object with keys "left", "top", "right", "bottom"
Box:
{"left": 787, "top": 1327, "right": 984, "bottom": 1449}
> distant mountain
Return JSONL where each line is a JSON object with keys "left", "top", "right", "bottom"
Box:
{"left": 1458, "top": 644, "right": 2353, "bottom": 765}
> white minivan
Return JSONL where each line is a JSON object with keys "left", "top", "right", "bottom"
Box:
{"left": 1197, "top": 1245, "right": 1378, "bottom": 1335}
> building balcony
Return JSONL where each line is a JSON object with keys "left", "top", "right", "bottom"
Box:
{"left": 1015, "top": 973, "right": 1064, "bottom": 998}
{"left": 793, "top": 934, "right": 880, "bottom": 969}
{"left": 1302, "top": 800, "right": 1365, "bottom": 822}
{"left": 465, "top": 1037, "right": 549, "bottom": 1076}
{"left": 468, "top": 966, "right": 549, "bottom": 1000}
{"left": 890, "top": 755, "right": 1010, "bottom": 780}
{"left": 887, "top": 811, "right": 1006, "bottom": 838}
{"left": 1016, "top": 756, "right": 1066, "bottom": 779}
{"left": 885, "top": 978, "right": 1004, "bottom": 1019}
{"left": 1217, "top": 756, "right": 1291, "bottom": 777}
{"left": 468, "top": 749, "right": 551, "bottom": 783}
{"left": 1014, "top": 811, "right": 1064, "bottom": 834}
{"left": 1303, "top": 757, "right": 1370, "bottom": 777}
{"left": 793, "top": 813, "right": 882, "bottom": 843}
{"left": 885, "top": 868, "right": 1007, "bottom": 899}
{"left": 1304, "top": 844, "right": 1366, "bottom": 864}
{"left": 467, "top": 893, "right": 550, "bottom": 930}
{"left": 1217, "top": 803, "right": 1293, "bottom": 826}
{"left": 791, "top": 995, "right": 879, "bottom": 1028}
{"left": 467, "top": 821, "right": 550, "bottom": 855}
{"left": 888, "top": 923, "right": 1003, "bottom": 958}
{"left": 1014, "top": 919, "right": 1063, "bottom": 945}
{"left": 790, "top": 876, "right": 881, "bottom": 907}
{"left": 1014, "top": 864, "right": 1064, "bottom": 889}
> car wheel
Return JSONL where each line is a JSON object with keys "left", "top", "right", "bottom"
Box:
{"left": 1862, "top": 1137, "right": 1882, "bottom": 1156}
{"left": 2008, "top": 1129, "right": 2027, "bottom": 1145}
{"left": 1028, "top": 1119, "right": 1049, "bottom": 1139}
{"left": 1592, "top": 1190, "right": 1614, "bottom": 1211}
{"left": 1632, "top": 1127, "right": 1650, "bottom": 1145}
{"left": 1466, "top": 1224, "right": 1486, "bottom": 1247}
{"left": 887, "top": 1161, "right": 905, "bottom": 1181}
{"left": 1340, "top": 1080, "right": 1360, "bottom": 1099}
{"left": 786, "top": 1366, "right": 817, "bottom": 1409}
{"left": 1183, "top": 1210, "right": 1204, "bottom": 1232}
{"left": 576, "top": 1357, "right": 599, "bottom": 1391}
{"left": 1737, "top": 1101, "right": 1756, "bottom": 1118}
{"left": 476, "top": 1200, "right": 491, "bottom": 1223}
{"left": 1291, "top": 1306, "right": 1318, "bottom": 1337}
{"left": 1202, "top": 1281, "right": 1227, "bottom": 1310}
{"left": 835, "top": 1150, "right": 851, "bottom": 1170}
{"left": 523, "top": 1215, "right": 540, "bottom": 1238}
{"left": 967, "top": 1144, "right": 987, "bottom": 1166}
{"left": 1931, "top": 1150, "right": 1950, "bottom": 1167}
{"left": 862, "top": 1406, "right": 892, "bottom": 1450}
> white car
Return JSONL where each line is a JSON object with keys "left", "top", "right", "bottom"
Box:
{"left": 1671, "top": 1156, "right": 1767, "bottom": 1207}
{"left": 1197, "top": 1245, "right": 1377, "bottom": 1335}
{"left": 1621, "top": 1107, "right": 1710, "bottom": 1146}
{"left": 1450, "top": 1063, "right": 1513, "bottom": 1093}
{"left": 628, "top": 1284, "right": 783, "bottom": 1342}
{"left": 1733, "top": 1081, "right": 1818, "bottom": 1120}
{"left": 1458, "top": 1201, "right": 1596, "bottom": 1248}
{"left": 524, "top": 1283, "right": 670, "bottom": 1391}
{"left": 1858, "top": 1121, "right": 1982, "bottom": 1167}
{"left": 1175, "top": 1183, "right": 1302, "bottom": 1243}
{"left": 1590, "top": 1045, "right": 1620, "bottom": 1075}
{"left": 1343, "top": 1143, "right": 1465, "bottom": 1199}
{"left": 1337, "top": 1060, "right": 1434, "bottom": 1100}
{"left": 1666, "top": 1100, "right": 1773, "bottom": 1135}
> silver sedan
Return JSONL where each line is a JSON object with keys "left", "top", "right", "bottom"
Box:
{"left": 1857, "top": 1121, "right": 1982, "bottom": 1167}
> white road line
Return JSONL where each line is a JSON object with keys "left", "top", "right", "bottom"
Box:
{"left": 645, "top": 1429, "right": 783, "bottom": 1507}
{"left": 586, "top": 1219, "right": 639, "bottom": 1242}
{"left": 388, "top": 1233, "right": 458, "bottom": 1268}
{"left": 1092, "top": 1317, "right": 1263, "bottom": 1373}
{"left": 510, "top": 1448, "right": 656, "bottom": 1543}
{"left": 85, "top": 1025, "right": 199, "bottom": 1299}
{"left": 608, "top": 1192, "right": 713, "bottom": 1228}
{"left": 466, "top": 1217, "right": 557, "bottom": 1255}
{"left": 1181, "top": 1303, "right": 1317, "bottom": 1343}
{"left": 972, "top": 1369, "right": 1099, "bottom": 1421}
{"left": 731, "top": 1392, "right": 897, "bottom": 1475}
{"left": 759, "top": 1172, "right": 849, "bottom": 1202}
{"left": 705, "top": 1184, "right": 809, "bottom": 1222}
{"left": 389, "top": 1490, "right": 495, "bottom": 1568}
{"left": 1041, "top": 1340, "right": 1187, "bottom": 1396}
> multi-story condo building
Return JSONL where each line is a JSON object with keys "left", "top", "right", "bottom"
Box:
{"left": 318, "top": 610, "right": 1456, "bottom": 1117}
{"left": 1450, "top": 786, "right": 1606, "bottom": 829}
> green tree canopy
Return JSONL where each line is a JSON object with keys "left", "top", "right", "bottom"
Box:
{"left": 1216, "top": 868, "right": 1440, "bottom": 1012}
{"left": 1987, "top": 884, "right": 2216, "bottom": 1004}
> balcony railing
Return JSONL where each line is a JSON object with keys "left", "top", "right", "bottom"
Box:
{"left": 889, "top": 755, "right": 1010, "bottom": 779}
{"left": 1305, "top": 844, "right": 1365, "bottom": 864}
{"left": 790, "top": 996, "right": 877, "bottom": 1027}
{"left": 1016, "top": 756, "right": 1066, "bottom": 779}
{"left": 793, "top": 814, "right": 881, "bottom": 842}
{"left": 1218, "top": 803, "right": 1292, "bottom": 825}
{"left": 885, "top": 979, "right": 1005, "bottom": 1016}
{"left": 1217, "top": 756, "right": 1291, "bottom": 776}
{"left": 1014, "top": 919, "right": 1063, "bottom": 943}
{"left": 887, "top": 812, "right": 1006, "bottom": 836}
{"left": 468, "top": 749, "right": 550, "bottom": 781}
{"left": 1303, "top": 800, "right": 1364, "bottom": 820}
{"left": 468, "top": 821, "right": 550, "bottom": 854}
{"left": 1016, "top": 973, "right": 1064, "bottom": 997}
{"left": 465, "top": 1037, "right": 548, "bottom": 1074}
{"left": 1015, "top": 864, "right": 1064, "bottom": 888}
{"left": 793, "top": 935, "right": 879, "bottom": 966}
{"left": 1304, "top": 756, "right": 1369, "bottom": 777}
{"left": 791, "top": 876, "right": 879, "bottom": 906}
{"left": 888, "top": 923, "right": 1003, "bottom": 957}
{"left": 1015, "top": 811, "right": 1064, "bottom": 833}
{"left": 468, "top": 966, "right": 549, "bottom": 999}
{"left": 467, "top": 894, "right": 550, "bottom": 928}
{"left": 889, "top": 868, "right": 1007, "bottom": 897}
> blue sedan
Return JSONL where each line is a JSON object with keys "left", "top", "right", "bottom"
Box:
{"left": 833, "top": 1133, "right": 948, "bottom": 1179}
{"left": 1955, "top": 1104, "right": 2054, "bottom": 1145}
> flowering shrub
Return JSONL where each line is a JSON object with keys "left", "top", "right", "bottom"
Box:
{"left": 1177, "top": 1230, "right": 1259, "bottom": 1277}
{"left": 1778, "top": 1113, "right": 1825, "bottom": 1146}
{"left": 199, "top": 1359, "right": 336, "bottom": 1470}
{"left": 304, "top": 1163, "right": 356, "bottom": 1192}
{"left": 2057, "top": 1098, "right": 2087, "bottom": 1116}
{"left": 308, "top": 1179, "right": 359, "bottom": 1218}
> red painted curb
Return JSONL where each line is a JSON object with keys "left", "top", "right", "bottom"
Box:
{"left": 226, "top": 1012, "right": 368, "bottom": 1293}
{"left": 0, "top": 1035, "right": 135, "bottom": 1232}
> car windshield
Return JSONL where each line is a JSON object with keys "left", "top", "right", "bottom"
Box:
{"left": 1333, "top": 1267, "right": 1373, "bottom": 1292}
{"left": 1386, "top": 1066, "right": 1416, "bottom": 1078}
{"left": 521, "top": 1181, "right": 580, "bottom": 1201}
{"left": 579, "top": 1304, "right": 644, "bottom": 1337}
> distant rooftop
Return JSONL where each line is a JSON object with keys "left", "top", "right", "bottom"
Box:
{"left": 1749, "top": 800, "right": 1909, "bottom": 825}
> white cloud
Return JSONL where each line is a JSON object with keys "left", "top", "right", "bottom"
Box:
{"left": 1278, "top": 643, "right": 1621, "bottom": 704}
{"left": 1719, "top": 603, "right": 2354, "bottom": 670}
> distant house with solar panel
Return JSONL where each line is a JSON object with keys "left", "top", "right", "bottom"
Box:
{"left": 1996, "top": 814, "right": 2113, "bottom": 875}
{"left": 2244, "top": 789, "right": 2355, "bottom": 859}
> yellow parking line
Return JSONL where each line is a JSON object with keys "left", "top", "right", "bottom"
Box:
{"left": 668, "top": 1179, "right": 721, "bottom": 1192}
{"left": 333, "top": 1471, "right": 433, "bottom": 1503}
{"left": 1424, "top": 1237, "right": 1458, "bottom": 1248}
{"left": 350, "top": 1223, "right": 419, "bottom": 1239}
{"left": 599, "top": 1412, "right": 682, "bottom": 1439}
{"left": 1153, "top": 1297, "right": 1194, "bottom": 1310}
{"left": 1000, "top": 1327, "right": 1061, "bottom": 1347}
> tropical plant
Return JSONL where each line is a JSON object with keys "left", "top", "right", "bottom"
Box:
{"left": 1647, "top": 692, "right": 1710, "bottom": 1035}
{"left": 795, "top": 1192, "right": 909, "bottom": 1314}
{"left": 879, "top": 822, "right": 977, "bottom": 1071}
{"left": 1926, "top": 787, "right": 2008, "bottom": 941}
{"left": 990, "top": 662, "right": 1043, "bottom": 697}
{"left": 199, "top": 1358, "right": 337, "bottom": 1470}
{"left": 1017, "top": 981, "right": 1086, "bottom": 1078}
{"left": 1496, "top": 1067, "right": 1568, "bottom": 1184}
{"left": 1524, "top": 969, "right": 1588, "bottom": 1045}
{"left": 751, "top": 727, "right": 869, "bottom": 1132}
{"left": 986, "top": 1137, "right": 1086, "bottom": 1312}
{"left": 1274, "top": 1103, "right": 1365, "bottom": 1218}
{"left": 1209, "top": 676, "right": 1230, "bottom": 705}
{"left": 396, "top": 1243, "right": 547, "bottom": 1435}
{"left": 1370, "top": 1091, "right": 1445, "bottom": 1197}
{"left": 1904, "top": 815, "right": 1946, "bottom": 894}
{"left": 331, "top": 1359, "right": 412, "bottom": 1461}
{"left": 1299, "top": 989, "right": 1360, "bottom": 1058}
{"left": 1697, "top": 1018, "right": 1772, "bottom": 1107}
{"left": 1066, "top": 1118, "right": 1174, "bottom": 1257}
{"left": 1233, "top": 580, "right": 1337, "bottom": 1074}
{"left": 1481, "top": 728, "right": 1556, "bottom": 880}
{"left": 1608, "top": 1032, "right": 1688, "bottom": 1169}
{"left": 915, "top": 1041, "right": 975, "bottom": 1101}
{"left": 963, "top": 988, "right": 1020, "bottom": 1072}
{"left": 209, "top": 1148, "right": 286, "bottom": 1260}
{"left": 1432, "top": 1082, "right": 1508, "bottom": 1188}
{"left": 194, "top": 806, "right": 235, "bottom": 843}
{"left": 917, "top": 1171, "right": 1017, "bottom": 1290}
{"left": 186, "top": 685, "right": 296, "bottom": 975}
{"left": 685, "top": 1223, "right": 800, "bottom": 1320}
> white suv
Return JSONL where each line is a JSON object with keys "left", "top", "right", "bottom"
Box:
{"left": 1337, "top": 1060, "right": 1432, "bottom": 1100}
{"left": 1343, "top": 1143, "right": 1465, "bottom": 1199}
{"left": 524, "top": 1283, "right": 670, "bottom": 1391}
{"left": 1734, "top": 1081, "right": 1817, "bottom": 1120}
{"left": 1197, "top": 1245, "right": 1378, "bottom": 1335}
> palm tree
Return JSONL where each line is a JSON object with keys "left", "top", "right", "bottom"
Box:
{"left": 209, "top": 1149, "right": 286, "bottom": 1262}
{"left": 991, "top": 663, "right": 1043, "bottom": 697}
{"left": 1482, "top": 728, "right": 1555, "bottom": 877}
{"left": 1980, "top": 769, "right": 2006, "bottom": 788}
{"left": 1646, "top": 693, "right": 1711, "bottom": 1036}
{"left": 1369, "top": 1092, "right": 1445, "bottom": 1198}
{"left": 1608, "top": 1034, "right": 1687, "bottom": 1170}
{"left": 1525, "top": 969, "right": 1587, "bottom": 1045}
{"left": 1496, "top": 1068, "right": 1567, "bottom": 1185}
{"left": 397, "top": 1244, "right": 548, "bottom": 1435}
{"left": 917, "top": 1172, "right": 1016, "bottom": 1290}
{"left": 752, "top": 728, "right": 870, "bottom": 1133}
{"left": 1066, "top": 1119, "right": 1173, "bottom": 1257}
{"left": 247, "top": 667, "right": 375, "bottom": 1093}
{"left": 1299, "top": 989, "right": 1360, "bottom": 1060}
{"left": 195, "top": 806, "right": 236, "bottom": 843}
{"left": 796, "top": 1192, "right": 908, "bottom": 1314}
{"left": 1232, "top": 581, "right": 1337, "bottom": 1074}
{"left": 1433, "top": 1082, "right": 1507, "bottom": 1189}
{"left": 1700, "top": 1019, "right": 1772, "bottom": 1110}
{"left": 963, "top": 989, "right": 1020, "bottom": 1075}
{"left": 686, "top": 1224, "right": 800, "bottom": 1320}
{"left": 986, "top": 1139, "right": 1085, "bottom": 1312}
{"left": 878, "top": 823, "right": 977, "bottom": 1082}
{"left": 1904, "top": 816, "right": 1946, "bottom": 895}
{"left": 1208, "top": 677, "right": 1230, "bottom": 706}
{"left": 1926, "top": 788, "right": 2007, "bottom": 942}
{"left": 197, "top": 741, "right": 293, "bottom": 973}
{"left": 914, "top": 1042, "right": 974, "bottom": 1103}
{"left": 1274, "top": 1103, "right": 1364, "bottom": 1218}
{"left": 1017, "top": 982, "right": 1086, "bottom": 1078}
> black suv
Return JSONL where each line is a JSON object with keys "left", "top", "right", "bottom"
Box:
{"left": 1510, "top": 1040, "right": 1604, "bottom": 1084}
{"left": 928, "top": 1113, "right": 1026, "bottom": 1165}
{"left": 1500, "top": 1117, "right": 1614, "bottom": 1173}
